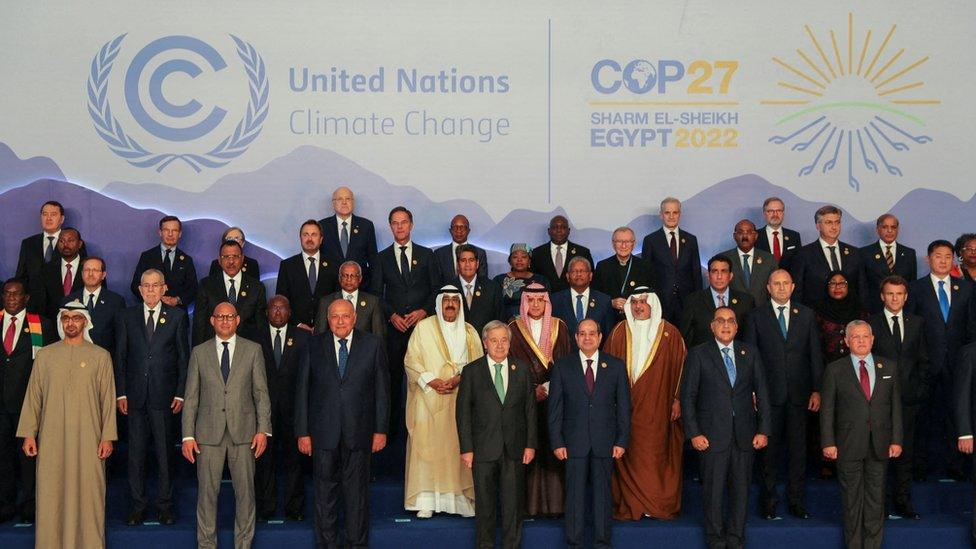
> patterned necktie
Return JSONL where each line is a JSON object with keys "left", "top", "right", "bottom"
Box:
{"left": 340, "top": 221, "right": 350, "bottom": 257}
{"left": 742, "top": 254, "right": 752, "bottom": 286}
{"left": 669, "top": 231, "right": 678, "bottom": 263}
{"left": 399, "top": 245, "right": 410, "bottom": 280}
{"left": 273, "top": 328, "right": 283, "bottom": 369}
{"left": 220, "top": 341, "right": 231, "bottom": 382}
{"left": 338, "top": 338, "right": 349, "bottom": 378}
{"left": 146, "top": 309, "right": 155, "bottom": 343}
{"left": 87, "top": 292, "right": 95, "bottom": 312}
{"left": 938, "top": 280, "right": 950, "bottom": 322}
{"left": 772, "top": 231, "right": 782, "bottom": 261}
{"left": 308, "top": 256, "right": 318, "bottom": 292}
{"left": 777, "top": 306, "right": 788, "bottom": 338}
{"left": 722, "top": 347, "right": 736, "bottom": 386}
{"left": 44, "top": 236, "right": 55, "bottom": 263}
{"left": 4, "top": 317, "right": 17, "bottom": 355}
{"left": 554, "top": 245, "right": 565, "bottom": 279}
{"left": 345, "top": 293, "right": 354, "bottom": 302}
{"left": 228, "top": 278, "right": 238, "bottom": 304}
{"left": 828, "top": 245, "right": 840, "bottom": 271}
{"left": 493, "top": 363, "right": 505, "bottom": 402}
{"left": 465, "top": 284, "right": 474, "bottom": 308}
{"left": 891, "top": 315, "right": 902, "bottom": 353}
{"left": 164, "top": 248, "right": 172, "bottom": 272}
{"left": 585, "top": 358, "right": 595, "bottom": 394}
{"left": 717, "top": 293, "right": 726, "bottom": 307}
{"left": 885, "top": 245, "right": 895, "bottom": 272}
{"left": 62, "top": 262, "right": 73, "bottom": 296}
{"left": 575, "top": 294, "right": 584, "bottom": 323}
{"left": 859, "top": 359, "right": 871, "bottom": 400}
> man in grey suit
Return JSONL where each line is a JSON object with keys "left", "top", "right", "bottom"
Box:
{"left": 821, "top": 320, "right": 902, "bottom": 549}
{"left": 315, "top": 261, "right": 386, "bottom": 339}
{"left": 182, "top": 302, "right": 271, "bottom": 549}
{"left": 722, "top": 219, "right": 778, "bottom": 304}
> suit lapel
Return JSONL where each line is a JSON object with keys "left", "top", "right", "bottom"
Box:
{"left": 711, "top": 344, "right": 735, "bottom": 388}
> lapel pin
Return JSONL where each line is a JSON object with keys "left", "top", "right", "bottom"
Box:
{"left": 629, "top": 281, "right": 635, "bottom": 287}
{"left": 22, "top": 327, "right": 30, "bottom": 333}
{"left": 353, "top": 227, "right": 359, "bottom": 234}
{"left": 954, "top": 285, "right": 960, "bottom": 291}
{"left": 784, "top": 235, "right": 790, "bottom": 241}
{"left": 412, "top": 259, "right": 418, "bottom": 266}
{"left": 287, "top": 338, "right": 294, "bottom": 346}
{"left": 80, "top": 361, "right": 87, "bottom": 369}
{"left": 877, "top": 362, "right": 883, "bottom": 369}
{"left": 242, "top": 266, "right": 247, "bottom": 272}
{"left": 510, "top": 364, "right": 516, "bottom": 371}
{"left": 571, "top": 248, "right": 577, "bottom": 254}
{"left": 159, "top": 317, "right": 166, "bottom": 324}
{"left": 589, "top": 300, "right": 595, "bottom": 308}
{"left": 240, "top": 291, "right": 247, "bottom": 297}
{"left": 756, "top": 257, "right": 763, "bottom": 264}
{"left": 322, "top": 261, "right": 329, "bottom": 267}
{"left": 601, "top": 362, "right": 607, "bottom": 369}
{"left": 475, "top": 291, "right": 482, "bottom": 297}
{"left": 793, "top": 308, "right": 799, "bottom": 314}
{"left": 681, "top": 238, "right": 686, "bottom": 244}
{"left": 179, "top": 255, "right": 185, "bottom": 261}
{"left": 664, "top": 331, "right": 670, "bottom": 337}
{"left": 740, "top": 349, "right": 746, "bottom": 355}
{"left": 731, "top": 298, "right": 738, "bottom": 305}
{"left": 875, "top": 254, "right": 881, "bottom": 260}
{"left": 360, "top": 300, "right": 367, "bottom": 307}
{"left": 843, "top": 248, "right": 849, "bottom": 255}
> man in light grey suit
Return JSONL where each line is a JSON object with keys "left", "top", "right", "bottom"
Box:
{"left": 182, "top": 301, "right": 272, "bottom": 549}
{"left": 315, "top": 261, "right": 387, "bottom": 339}
{"left": 722, "top": 219, "right": 778, "bottom": 304}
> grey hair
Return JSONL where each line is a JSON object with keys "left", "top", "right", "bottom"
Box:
{"left": 339, "top": 260, "right": 363, "bottom": 276}
{"left": 845, "top": 319, "right": 872, "bottom": 335}
{"left": 482, "top": 320, "right": 512, "bottom": 341}
{"left": 566, "top": 256, "right": 592, "bottom": 271}
{"left": 660, "top": 197, "right": 681, "bottom": 211}
{"left": 140, "top": 268, "right": 165, "bottom": 283}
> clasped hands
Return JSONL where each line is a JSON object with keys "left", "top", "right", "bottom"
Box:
{"left": 428, "top": 375, "right": 461, "bottom": 394}
{"left": 391, "top": 310, "right": 427, "bottom": 333}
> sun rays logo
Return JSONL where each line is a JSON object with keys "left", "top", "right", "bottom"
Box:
{"left": 761, "top": 14, "right": 939, "bottom": 191}
{"left": 87, "top": 35, "right": 269, "bottom": 173}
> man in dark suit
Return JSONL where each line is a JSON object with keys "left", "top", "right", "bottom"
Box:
{"left": 129, "top": 216, "right": 198, "bottom": 309}
{"left": 0, "top": 279, "right": 55, "bottom": 524}
{"left": 593, "top": 227, "right": 657, "bottom": 320}
{"left": 315, "top": 261, "right": 387, "bottom": 339}
{"left": 743, "top": 268, "right": 823, "bottom": 519}
{"left": 319, "top": 186, "right": 378, "bottom": 287}
{"left": 15, "top": 201, "right": 88, "bottom": 298}
{"left": 274, "top": 219, "right": 339, "bottom": 332}
{"left": 788, "top": 204, "right": 868, "bottom": 307}
{"left": 640, "top": 197, "right": 703, "bottom": 322}
{"left": 254, "top": 295, "right": 309, "bottom": 521}
{"left": 860, "top": 214, "right": 917, "bottom": 314}
{"left": 61, "top": 257, "right": 125, "bottom": 357}
{"left": 549, "top": 319, "right": 630, "bottom": 548}
{"left": 756, "top": 196, "right": 801, "bottom": 270}
{"left": 295, "top": 299, "right": 390, "bottom": 548}
{"left": 435, "top": 214, "right": 489, "bottom": 285}
{"left": 683, "top": 306, "right": 770, "bottom": 549}
{"left": 207, "top": 227, "right": 261, "bottom": 279}
{"left": 531, "top": 215, "right": 593, "bottom": 294}
{"left": 868, "top": 275, "right": 928, "bottom": 519}
{"left": 451, "top": 244, "right": 503, "bottom": 335}
{"left": 456, "top": 320, "right": 537, "bottom": 549}
{"left": 31, "top": 227, "right": 84, "bottom": 320}
{"left": 821, "top": 320, "right": 902, "bottom": 549}
{"left": 954, "top": 342, "right": 976, "bottom": 544}
{"left": 369, "top": 206, "right": 441, "bottom": 435}
{"left": 722, "top": 219, "right": 779, "bottom": 304}
{"left": 551, "top": 256, "right": 615, "bottom": 344}
{"left": 116, "top": 268, "right": 190, "bottom": 525}
{"left": 680, "top": 255, "right": 755, "bottom": 348}
{"left": 193, "top": 240, "right": 267, "bottom": 346}
{"left": 907, "top": 240, "right": 976, "bottom": 480}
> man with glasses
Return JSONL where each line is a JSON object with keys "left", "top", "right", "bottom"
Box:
{"left": 756, "top": 197, "right": 801, "bottom": 270}
{"left": 435, "top": 214, "right": 489, "bottom": 285}
{"left": 115, "top": 268, "right": 190, "bottom": 525}
{"left": 131, "top": 216, "right": 198, "bottom": 309}
{"left": 182, "top": 302, "right": 270, "bottom": 549}
{"left": 208, "top": 227, "right": 261, "bottom": 279}
{"left": 316, "top": 261, "right": 386, "bottom": 338}
{"left": 274, "top": 220, "right": 338, "bottom": 332}
{"left": 319, "top": 187, "right": 379, "bottom": 287}
{"left": 62, "top": 256, "right": 125, "bottom": 356}
{"left": 789, "top": 204, "right": 868, "bottom": 307}
{"left": 593, "top": 227, "right": 657, "bottom": 321}
{"left": 193, "top": 240, "right": 266, "bottom": 345}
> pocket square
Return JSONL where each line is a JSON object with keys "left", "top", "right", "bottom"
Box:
{"left": 882, "top": 375, "right": 892, "bottom": 379}
{"left": 786, "top": 245, "right": 797, "bottom": 250}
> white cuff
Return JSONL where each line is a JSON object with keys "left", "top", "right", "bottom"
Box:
{"left": 960, "top": 435, "right": 973, "bottom": 440}
{"left": 542, "top": 381, "right": 550, "bottom": 392}
{"left": 174, "top": 397, "right": 184, "bottom": 402}
{"left": 117, "top": 396, "right": 126, "bottom": 401}
{"left": 418, "top": 372, "right": 435, "bottom": 393}
{"left": 182, "top": 437, "right": 195, "bottom": 442}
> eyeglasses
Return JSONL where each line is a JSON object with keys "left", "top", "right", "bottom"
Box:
{"left": 140, "top": 283, "right": 165, "bottom": 289}
{"left": 963, "top": 247, "right": 976, "bottom": 254}
{"left": 339, "top": 273, "right": 362, "bottom": 279}
{"left": 212, "top": 314, "right": 239, "bottom": 321}
{"left": 219, "top": 254, "right": 242, "bottom": 260}
{"left": 82, "top": 268, "right": 104, "bottom": 274}
{"left": 612, "top": 239, "right": 635, "bottom": 244}
{"left": 828, "top": 281, "right": 849, "bottom": 287}
{"left": 712, "top": 318, "right": 737, "bottom": 325}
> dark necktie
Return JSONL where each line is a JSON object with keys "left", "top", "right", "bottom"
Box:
{"left": 273, "top": 328, "right": 283, "bottom": 369}
{"left": 828, "top": 245, "right": 840, "bottom": 271}
{"left": 87, "top": 292, "right": 95, "bottom": 312}
{"left": 742, "top": 253, "right": 752, "bottom": 287}
{"left": 308, "top": 256, "right": 318, "bottom": 293}
{"left": 399, "top": 245, "right": 410, "bottom": 279}
{"left": 777, "top": 306, "right": 788, "bottom": 338}
{"left": 164, "top": 248, "right": 172, "bottom": 272}
{"left": 585, "top": 359, "right": 595, "bottom": 395}
{"left": 772, "top": 230, "right": 782, "bottom": 261}
{"left": 44, "top": 236, "right": 55, "bottom": 263}
{"left": 146, "top": 309, "right": 155, "bottom": 343}
{"left": 885, "top": 245, "right": 895, "bottom": 272}
{"left": 228, "top": 278, "right": 238, "bottom": 304}
{"left": 62, "top": 262, "right": 73, "bottom": 296}
{"left": 669, "top": 231, "right": 678, "bottom": 263}
{"left": 859, "top": 359, "right": 871, "bottom": 401}
{"left": 891, "top": 314, "right": 902, "bottom": 353}
{"left": 340, "top": 221, "right": 350, "bottom": 257}
{"left": 575, "top": 294, "right": 584, "bottom": 323}
{"left": 221, "top": 341, "right": 231, "bottom": 382}
{"left": 338, "top": 338, "right": 349, "bottom": 378}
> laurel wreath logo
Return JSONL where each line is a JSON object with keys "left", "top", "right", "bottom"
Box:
{"left": 86, "top": 34, "right": 269, "bottom": 172}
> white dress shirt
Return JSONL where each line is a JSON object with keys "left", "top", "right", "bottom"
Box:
{"left": 765, "top": 226, "right": 783, "bottom": 253}
{"left": 336, "top": 214, "right": 353, "bottom": 243}
{"left": 42, "top": 230, "right": 61, "bottom": 255}
{"left": 666, "top": 227, "right": 681, "bottom": 256}
{"left": 342, "top": 289, "right": 360, "bottom": 304}
{"left": 819, "top": 238, "right": 842, "bottom": 269}
{"left": 550, "top": 242, "right": 567, "bottom": 270}
{"left": 850, "top": 353, "right": 876, "bottom": 395}
{"left": 215, "top": 335, "right": 238, "bottom": 367}
{"left": 396, "top": 242, "right": 414, "bottom": 274}
{"left": 60, "top": 256, "right": 81, "bottom": 286}
{"left": 2, "top": 311, "right": 23, "bottom": 352}
{"left": 82, "top": 286, "right": 101, "bottom": 308}
{"left": 223, "top": 272, "right": 242, "bottom": 296}
{"left": 333, "top": 332, "right": 353, "bottom": 364}
{"left": 770, "top": 299, "right": 792, "bottom": 330}
{"left": 883, "top": 308, "right": 904, "bottom": 342}
{"left": 487, "top": 357, "right": 510, "bottom": 394}
{"left": 571, "top": 287, "right": 590, "bottom": 313}
{"left": 879, "top": 240, "right": 897, "bottom": 264}
{"left": 579, "top": 350, "right": 599, "bottom": 381}
{"left": 302, "top": 251, "right": 321, "bottom": 275}
{"left": 930, "top": 273, "right": 952, "bottom": 306}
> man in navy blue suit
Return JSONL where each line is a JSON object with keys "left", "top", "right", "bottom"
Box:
{"left": 788, "top": 204, "right": 867, "bottom": 307}
{"left": 435, "top": 214, "right": 489, "bottom": 285}
{"left": 115, "top": 268, "right": 189, "bottom": 525}
{"left": 129, "top": 216, "right": 198, "bottom": 309}
{"left": 641, "top": 197, "right": 703, "bottom": 322}
{"left": 908, "top": 240, "right": 976, "bottom": 479}
{"left": 551, "top": 257, "right": 615, "bottom": 346}
{"left": 683, "top": 306, "right": 770, "bottom": 549}
{"left": 755, "top": 197, "right": 801, "bottom": 270}
{"left": 859, "top": 214, "right": 917, "bottom": 314}
{"left": 319, "top": 187, "right": 379, "bottom": 287}
{"left": 549, "top": 319, "right": 630, "bottom": 548}
{"left": 295, "top": 298, "right": 390, "bottom": 548}
{"left": 60, "top": 257, "right": 125, "bottom": 357}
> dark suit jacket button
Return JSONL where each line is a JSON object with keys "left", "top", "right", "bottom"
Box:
{"left": 221, "top": 409, "right": 225, "bottom": 412}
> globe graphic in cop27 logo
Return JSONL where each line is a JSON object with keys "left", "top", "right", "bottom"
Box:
{"left": 87, "top": 34, "right": 269, "bottom": 173}
{"left": 623, "top": 59, "right": 656, "bottom": 93}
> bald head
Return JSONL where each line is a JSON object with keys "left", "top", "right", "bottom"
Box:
{"left": 328, "top": 298, "right": 356, "bottom": 338}
{"left": 332, "top": 186, "right": 354, "bottom": 216}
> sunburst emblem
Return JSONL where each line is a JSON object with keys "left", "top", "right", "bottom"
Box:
{"left": 762, "top": 13, "right": 939, "bottom": 191}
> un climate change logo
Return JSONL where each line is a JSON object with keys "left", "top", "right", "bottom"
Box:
{"left": 87, "top": 35, "right": 269, "bottom": 172}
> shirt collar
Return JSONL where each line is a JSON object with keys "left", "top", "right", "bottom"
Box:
{"left": 819, "top": 237, "right": 839, "bottom": 249}
{"left": 302, "top": 251, "right": 320, "bottom": 263}
{"left": 879, "top": 240, "right": 896, "bottom": 251}
{"left": 930, "top": 273, "right": 951, "bottom": 285}
{"left": 333, "top": 331, "right": 353, "bottom": 348}
{"left": 579, "top": 349, "right": 599, "bottom": 364}
{"left": 715, "top": 339, "right": 735, "bottom": 354}
{"left": 343, "top": 288, "right": 359, "bottom": 301}
{"left": 770, "top": 299, "right": 791, "bottom": 311}
{"left": 216, "top": 334, "right": 237, "bottom": 348}
{"left": 572, "top": 286, "right": 589, "bottom": 299}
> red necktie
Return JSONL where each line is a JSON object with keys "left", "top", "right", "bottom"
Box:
{"left": 3, "top": 318, "right": 16, "bottom": 355}
{"left": 859, "top": 359, "right": 871, "bottom": 401}
{"left": 585, "top": 359, "right": 595, "bottom": 395}
{"left": 772, "top": 230, "right": 782, "bottom": 261}
{"left": 63, "top": 262, "right": 73, "bottom": 296}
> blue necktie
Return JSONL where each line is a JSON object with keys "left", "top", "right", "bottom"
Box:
{"left": 777, "top": 306, "right": 788, "bottom": 339}
{"left": 220, "top": 341, "right": 230, "bottom": 382}
{"left": 575, "top": 294, "right": 584, "bottom": 323}
{"left": 228, "top": 278, "right": 238, "bottom": 304}
{"left": 338, "top": 338, "right": 349, "bottom": 378}
{"left": 721, "top": 347, "right": 736, "bottom": 386}
{"left": 44, "top": 236, "right": 54, "bottom": 263}
{"left": 938, "top": 280, "right": 950, "bottom": 323}
{"left": 742, "top": 254, "right": 752, "bottom": 287}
